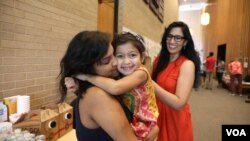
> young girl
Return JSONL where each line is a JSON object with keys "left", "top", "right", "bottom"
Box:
{"left": 66, "top": 32, "right": 158, "bottom": 140}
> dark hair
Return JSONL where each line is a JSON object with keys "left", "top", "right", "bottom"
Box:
{"left": 112, "top": 32, "right": 146, "bottom": 56}
{"left": 209, "top": 52, "right": 214, "bottom": 56}
{"left": 59, "top": 31, "right": 111, "bottom": 102}
{"left": 152, "top": 21, "right": 200, "bottom": 88}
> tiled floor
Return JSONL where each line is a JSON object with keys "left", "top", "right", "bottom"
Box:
{"left": 190, "top": 84, "right": 250, "bottom": 141}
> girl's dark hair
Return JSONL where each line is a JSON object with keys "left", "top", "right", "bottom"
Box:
{"left": 152, "top": 21, "right": 200, "bottom": 88}
{"left": 112, "top": 32, "right": 146, "bottom": 56}
{"left": 59, "top": 31, "right": 111, "bottom": 102}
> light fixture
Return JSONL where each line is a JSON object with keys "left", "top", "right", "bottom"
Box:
{"left": 201, "top": 12, "right": 210, "bottom": 25}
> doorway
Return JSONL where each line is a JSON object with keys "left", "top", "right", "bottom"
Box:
{"left": 216, "top": 44, "right": 227, "bottom": 85}
{"left": 217, "top": 44, "right": 226, "bottom": 62}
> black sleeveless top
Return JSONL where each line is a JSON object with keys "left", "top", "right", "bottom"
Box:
{"left": 75, "top": 96, "right": 132, "bottom": 141}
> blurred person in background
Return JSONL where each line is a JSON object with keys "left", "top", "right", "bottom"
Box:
{"left": 205, "top": 52, "right": 216, "bottom": 90}
{"left": 216, "top": 58, "right": 225, "bottom": 88}
{"left": 228, "top": 58, "right": 243, "bottom": 96}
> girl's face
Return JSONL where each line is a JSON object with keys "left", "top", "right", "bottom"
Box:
{"left": 94, "top": 44, "right": 118, "bottom": 78}
{"left": 115, "top": 42, "right": 144, "bottom": 75}
{"left": 166, "top": 27, "right": 187, "bottom": 57}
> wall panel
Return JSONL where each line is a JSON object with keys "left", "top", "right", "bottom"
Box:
{"left": 202, "top": 0, "right": 250, "bottom": 76}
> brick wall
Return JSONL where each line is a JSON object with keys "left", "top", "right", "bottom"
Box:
{"left": 0, "top": 0, "right": 179, "bottom": 110}
{"left": 122, "top": 0, "right": 178, "bottom": 43}
{"left": 122, "top": 0, "right": 163, "bottom": 43}
{"left": 0, "top": 0, "right": 98, "bottom": 109}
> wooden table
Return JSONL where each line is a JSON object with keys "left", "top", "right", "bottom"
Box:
{"left": 241, "top": 81, "right": 250, "bottom": 94}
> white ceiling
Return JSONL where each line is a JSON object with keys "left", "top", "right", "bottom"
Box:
{"left": 179, "top": 0, "right": 208, "bottom": 11}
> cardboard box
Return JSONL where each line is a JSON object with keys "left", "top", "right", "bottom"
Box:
{"left": 56, "top": 103, "right": 73, "bottom": 137}
{"left": 13, "top": 109, "right": 59, "bottom": 141}
{"left": 4, "top": 96, "right": 18, "bottom": 116}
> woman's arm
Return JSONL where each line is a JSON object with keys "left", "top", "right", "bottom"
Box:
{"left": 154, "top": 60, "right": 195, "bottom": 110}
{"left": 76, "top": 69, "right": 147, "bottom": 95}
{"left": 86, "top": 88, "right": 138, "bottom": 141}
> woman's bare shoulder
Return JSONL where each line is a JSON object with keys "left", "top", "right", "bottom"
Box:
{"left": 181, "top": 60, "right": 195, "bottom": 69}
{"left": 86, "top": 87, "right": 117, "bottom": 104}
{"left": 179, "top": 60, "right": 195, "bottom": 75}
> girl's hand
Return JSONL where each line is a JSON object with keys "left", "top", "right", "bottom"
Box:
{"left": 143, "top": 125, "right": 159, "bottom": 141}
{"left": 64, "top": 77, "right": 78, "bottom": 93}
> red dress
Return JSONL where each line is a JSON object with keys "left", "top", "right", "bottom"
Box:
{"left": 154, "top": 56, "right": 193, "bottom": 141}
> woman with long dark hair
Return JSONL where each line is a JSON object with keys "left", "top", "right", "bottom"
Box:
{"left": 152, "top": 21, "right": 200, "bottom": 141}
{"left": 59, "top": 31, "right": 138, "bottom": 141}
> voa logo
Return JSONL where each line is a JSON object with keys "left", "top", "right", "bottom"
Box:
{"left": 226, "top": 129, "right": 246, "bottom": 136}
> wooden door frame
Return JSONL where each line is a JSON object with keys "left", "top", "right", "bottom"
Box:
{"left": 98, "top": 0, "right": 119, "bottom": 34}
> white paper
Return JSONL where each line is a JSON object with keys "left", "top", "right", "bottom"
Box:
{"left": 243, "top": 62, "right": 248, "bottom": 68}
{"left": 17, "top": 95, "right": 30, "bottom": 114}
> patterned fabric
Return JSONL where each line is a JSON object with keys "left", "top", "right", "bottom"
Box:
{"left": 228, "top": 60, "right": 242, "bottom": 75}
{"left": 121, "top": 65, "right": 159, "bottom": 139}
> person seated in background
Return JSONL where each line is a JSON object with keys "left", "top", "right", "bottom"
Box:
{"left": 221, "top": 72, "right": 230, "bottom": 89}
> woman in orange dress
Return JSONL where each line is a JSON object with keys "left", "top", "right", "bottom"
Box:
{"left": 152, "top": 21, "right": 200, "bottom": 141}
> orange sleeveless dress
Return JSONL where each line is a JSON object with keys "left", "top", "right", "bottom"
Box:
{"left": 154, "top": 56, "right": 193, "bottom": 141}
